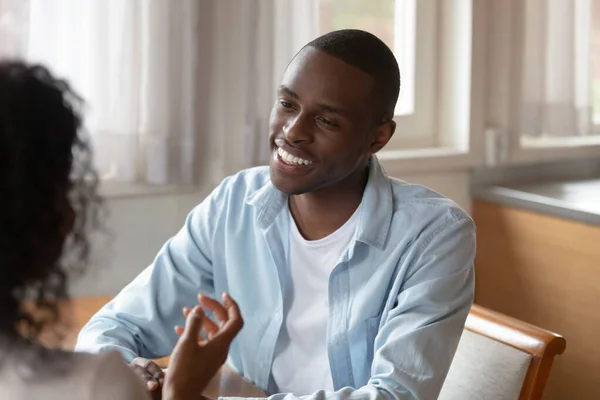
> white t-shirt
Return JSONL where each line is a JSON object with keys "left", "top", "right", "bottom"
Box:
{"left": 272, "top": 205, "right": 360, "bottom": 395}
{"left": 0, "top": 349, "right": 150, "bottom": 400}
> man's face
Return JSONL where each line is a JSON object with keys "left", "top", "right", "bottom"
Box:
{"left": 268, "top": 47, "right": 384, "bottom": 195}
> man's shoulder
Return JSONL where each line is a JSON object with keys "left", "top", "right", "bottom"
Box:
{"left": 387, "top": 177, "right": 472, "bottom": 224}
{"left": 381, "top": 177, "right": 476, "bottom": 272}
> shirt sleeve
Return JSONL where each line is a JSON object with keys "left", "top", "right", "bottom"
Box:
{"left": 224, "top": 216, "right": 475, "bottom": 400}
{"left": 90, "top": 351, "right": 151, "bottom": 400}
{"left": 75, "top": 184, "right": 224, "bottom": 362}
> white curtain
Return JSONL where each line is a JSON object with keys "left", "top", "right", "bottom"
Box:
{"left": 200, "top": 0, "right": 316, "bottom": 183}
{"left": 0, "top": 0, "right": 29, "bottom": 57}
{"left": 519, "top": 0, "right": 594, "bottom": 138}
{"left": 1, "top": 0, "right": 201, "bottom": 184}
{"left": 1, "top": 0, "right": 316, "bottom": 185}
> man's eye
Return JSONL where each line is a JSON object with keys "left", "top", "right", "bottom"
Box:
{"left": 317, "top": 116, "right": 337, "bottom": 127}
{"left": 279, "top": 100, "right": 294, "bottom": 109}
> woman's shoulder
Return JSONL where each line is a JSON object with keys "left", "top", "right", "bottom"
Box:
{"left": 78, "top": 350, "right": 151, "bottom": 400}
{"left": 0, "top": 349, "right": 150, "bottom": 400}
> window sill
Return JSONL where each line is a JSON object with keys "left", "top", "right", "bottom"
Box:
{"left": 99, "top": 180, "right": 200, "bottom": 200}
{"left": 378, "top": 147, "right": 478, "bottom": 174}
{"left": 507, "top": 137, "right": 600, "bottom": 165}
{"left": 99, "top": 147, "right": 478, "bottom": 199}
{"left": 521, "top": 135, "right": 600, "bottom": 148}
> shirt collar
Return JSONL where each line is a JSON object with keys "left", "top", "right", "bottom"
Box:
{"left": 245, "top": 155, "right": 393, "bottom": 249}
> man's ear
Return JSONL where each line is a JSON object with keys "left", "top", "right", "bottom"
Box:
{"left": 369, "top": 120, "right": 396, "bottom": 154}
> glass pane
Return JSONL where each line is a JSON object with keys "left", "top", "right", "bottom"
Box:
{"left": 316, "top": 0, "right": 395, "bottom": 50}
{"left": 594, "top": 0, "right": 600, "bottom": 123}
{"left": 316, "top": 0, "right": 416, "bottom": 117}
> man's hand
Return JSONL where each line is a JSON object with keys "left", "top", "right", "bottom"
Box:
{"left": 129, "top": 357, "right": 165, "bottom": 392}
{"left": 163, "top": 293, "right": 244, "bottom": 400}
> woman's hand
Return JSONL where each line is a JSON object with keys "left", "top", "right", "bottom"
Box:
{"left": 162, "top": 293, "right": 244, "bottom": 400}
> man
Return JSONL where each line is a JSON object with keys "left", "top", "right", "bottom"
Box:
{"left": 76, "top": 29, "right": 475, "bottom": 399}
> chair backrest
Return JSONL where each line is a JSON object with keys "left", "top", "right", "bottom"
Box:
{"left": 438, "top": 305, "right": 566, "bottom": 400}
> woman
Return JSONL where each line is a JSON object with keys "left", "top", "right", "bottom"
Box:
{"left": 0, "top": 61, "right": 242, "bottom": 399}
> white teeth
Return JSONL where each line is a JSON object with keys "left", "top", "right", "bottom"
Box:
{"left": 277, "top": 147, "right": 312, "bottom": 165}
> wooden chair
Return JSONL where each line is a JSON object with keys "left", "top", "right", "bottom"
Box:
{"left": 439, "top": 304, "right": 566, "bottom": 400}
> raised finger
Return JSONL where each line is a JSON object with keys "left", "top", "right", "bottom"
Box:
{"left": 214, "top": 294, "right": 244, "bottom": 342}
{"left": 174, "top": 325, "right": 209, "bottom": 346}
{"left": 176, "top": 313, "right": 218, "bottom": 337}
{"left": 182, "top": 306, "right": 205, "bottom": 341}
{"left": 223, "top": 293, "right": 243, "bottom": 328}
{"left": 202, "top": 315, "right": 219, "bottom": 338}
{"left": 198, "top": 294, "right": 228, "bottom": 323}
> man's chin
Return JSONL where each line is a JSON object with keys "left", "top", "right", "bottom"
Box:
{"left": 271, "top": 180, "right": 304, "bottom": 196}
{"left": 270, "top": 169, "right": 306, "bottom": 195}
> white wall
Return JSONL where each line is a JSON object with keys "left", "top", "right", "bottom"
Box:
{"left": 71, "top": 170, "right": 470, "bottom": 297}
{"left": 70, "top": 189, "right": 209, "bottom": 297}
{"left": 401, "top": 170, "right": 471, "bottom": 213}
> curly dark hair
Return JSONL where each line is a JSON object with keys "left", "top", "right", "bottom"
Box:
{"left": 0, "top": 61, "right": 101, "bottom": 347}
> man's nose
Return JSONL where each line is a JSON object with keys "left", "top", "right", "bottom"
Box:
{"left": 284, "top": 114, "right": 313, "bottom": 144}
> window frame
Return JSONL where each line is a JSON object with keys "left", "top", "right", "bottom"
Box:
{"left": 484, "top": 0, "right": 600, "bottom": 167}
{"left": 314, "top": 0, "right": 441, "bottom": 150}
{"left": 388, "top": 0, "right": 438, "bottom": 149}
{"left": 381, "top": 0, "right": 486, "bottom": 175}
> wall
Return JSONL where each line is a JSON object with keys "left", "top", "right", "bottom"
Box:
{"left": 402, "top": 170, "right": 471, "bottom": 213}
{"left": 70, "top": 170, "right": 471, "bottom": 296}
{"left": 473, "top": 200, "right": 600, "bottom": 400}
{"left": 70, "top": 188, "right": 209, "bottom": 297}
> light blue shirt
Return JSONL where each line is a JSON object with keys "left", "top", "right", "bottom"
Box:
{"left": 75, "top": 156, "right": 475, "bottom": 400}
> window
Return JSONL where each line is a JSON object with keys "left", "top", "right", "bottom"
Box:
{"left": 0, "top": 0, "right": 201, "bottom": 185}
{"left": 2, "top": 0, "right": 481, "bottom": 178}
{"left": 486, "top": 0, "right": 600, "bottom": 165}
{"left": 594, "top": 0, "right": 600, "bottom": 124}
{"left": 315, "top": 0, "right": 479, "bottom": 172}
{"left": 316, "top": 0, "right": 439, "bottom": 149}
{"left": 316, "top": 0, "right": 415, "bottom": 116}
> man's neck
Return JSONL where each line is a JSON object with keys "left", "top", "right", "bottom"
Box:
{"left": 289, "top": 168, "right": 368, "bottom": 241}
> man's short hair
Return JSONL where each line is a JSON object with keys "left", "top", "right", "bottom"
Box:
{"left": 307, "top": 29, "right": 401, "bottom": 123}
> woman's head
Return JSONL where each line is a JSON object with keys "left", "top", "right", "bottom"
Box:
{"left": 0, "top": 61, "right": 100, "bottom": 342}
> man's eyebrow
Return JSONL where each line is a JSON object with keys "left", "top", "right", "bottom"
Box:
{"left": 278, "top": 85, "right": 349, "bottom": 117}
{"left": 278, "top": 85, "right": 299, "bottom": 100}
{"left": 318, "top": 104, "right": 346, "bottom": 116}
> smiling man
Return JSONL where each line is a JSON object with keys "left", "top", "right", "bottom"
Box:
{"left": 76, "top": 30, "right": 475, "bottom": 400}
